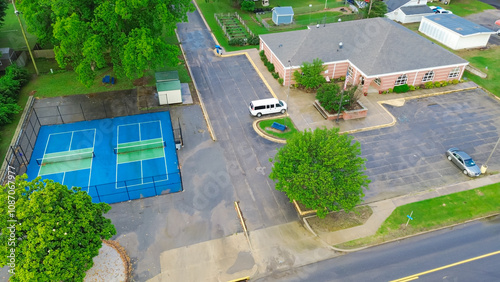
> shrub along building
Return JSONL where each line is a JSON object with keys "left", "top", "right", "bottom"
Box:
{"left": 259, "top": 17, "right": 468, "bottom": 93}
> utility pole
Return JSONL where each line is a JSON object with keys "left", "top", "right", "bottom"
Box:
{"left": 12, "top": 0, "right": 39, "bottom": 75}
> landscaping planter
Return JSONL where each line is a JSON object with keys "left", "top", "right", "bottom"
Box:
{"left": 313, "top": 100, "right": 367, "bottom": 121}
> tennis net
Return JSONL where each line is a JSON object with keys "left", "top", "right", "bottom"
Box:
{"left": 36, "top": 151, "right": 95, "bottom": 166}
{"left": 114, "top": 141, "right": 166, "bottom": 154}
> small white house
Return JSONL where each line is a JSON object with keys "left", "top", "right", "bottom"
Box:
{"left": 155, "top": 71, "right": 182, "bottom": 105}
{"left": 391, "top": 5, "right": 434, "bottom": 23}
{"left": 419, "top": 14, "right": 496, "bottom": 50}
{"left": 272, "top": 7, "right": 294, "bottom": 25}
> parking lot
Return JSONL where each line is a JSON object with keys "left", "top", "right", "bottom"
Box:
{"left": 356, "top": 89, "right": 500, "bottom": 202}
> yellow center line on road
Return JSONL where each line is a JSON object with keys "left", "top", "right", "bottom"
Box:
{"left": 391, "top": 250, "right": 500, "bottom": 282}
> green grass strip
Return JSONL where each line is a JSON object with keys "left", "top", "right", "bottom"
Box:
{"left": 258, "top": 117, "right": 298, "bottom": 140}
{"left": 336, "top": 182, "right": 500, "bottom": 249}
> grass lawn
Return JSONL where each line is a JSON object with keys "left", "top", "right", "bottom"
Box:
{"left": 0, "top": 4, "right": 37, "bottom": 50}
{"left": 429, "top": 0, "right": 495, "bottom": 17}
{"left": 294, "top": 11, "right": 343, "bottom": 25}
{"left": 196, "top": 0, "right": 349, "bottom": 51}
{"left": 456, "top": 46, "right": 500, "bottom": 95}
{"left": 258, "top": 117, "right": 298, "bottom": 139}
{"left": 336, "top": 182, "right": 500, "bottom": 249}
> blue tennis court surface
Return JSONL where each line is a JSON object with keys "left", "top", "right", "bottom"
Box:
{"left": 26, "top": 112, "right": 182, "bottom": 204}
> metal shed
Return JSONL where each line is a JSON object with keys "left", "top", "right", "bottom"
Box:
{"left": 155, "top": 71, "right": 182, "bottom": 105}
{"left": 419, "top": 14, "right": 495, "bottom": 50}
{"left": 272, "top": 7, "right": 294, "bottom": 25}
{"left": 0, "top": 48, "right": 17, "bottom": 71}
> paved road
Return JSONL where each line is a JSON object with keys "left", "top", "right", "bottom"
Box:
{"left": 256, "top": 215, "right": 500, "bottom": 281}
{"left": 176, "top": 10, "right": 297, "bottom": 231}
{"left": 355, "top": 89, "right": 500, "bottom": 202}
{"left": 465, "top": 9, "right": 500, "bottom": 46}
{"left": 480, "top": 0, "right": 500, "bottom": 9}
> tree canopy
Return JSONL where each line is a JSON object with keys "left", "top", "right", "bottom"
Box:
{"left": 0, "top": 1, "right": 7, "bottom": 29}
{"left": 16, "top": 0, "right": 194, "bottom": 86}
{"left": 270, "top": 127, "right": 370, "bottom": 218}
{"left": 0, "top": 175, "right": 116, "bottom": 281}
{"left": 363, "top": 1, "right": 388, "bottom": 18}
{"left": 293, "top": 58, "right": 327, "bottom": 91}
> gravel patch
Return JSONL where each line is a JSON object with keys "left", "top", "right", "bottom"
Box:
{"left": 84, "top": 240, "right": 130, "bottom": 282}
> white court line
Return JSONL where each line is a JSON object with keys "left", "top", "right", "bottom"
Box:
{"left": 39, "top": 166, "right": 93, "bottom": 176}
{"left": 116, "top": 178, "right": 168, "bottom": 189}
{"left": 158, "top": 120, "right": 169, "bottom": 180}
{"left": 115, "top": 125, "right": 120, "bottom": 189}
{"left": 86, "top": 129, "right": 97, "bottom": 193}
{"left": 139, "top": 122, "right": 142, "bottom": 141}
{"left": 38, "top": 134, "right": 53, "bottom": 177}
{"left": 115, "top": 155, "right": 164, "bottom": 165}
{"left": 69, "top": 131, "right": 74, "bottom": 149}
{"left": 140, "top": 160, "right": 143, "bottom": 185}
{"left": 48, "top": 128, "right": 96, "bottom": 136}
{"left": 62, "top": 172, "right": 66, "bottom": 185}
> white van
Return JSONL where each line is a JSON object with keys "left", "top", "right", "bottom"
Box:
{"left": 248, "top": 98, "right": 287, "bottom": 117}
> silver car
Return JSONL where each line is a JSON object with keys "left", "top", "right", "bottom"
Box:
{"left": 446, "top": 148, "right": 481, "bottom": 177}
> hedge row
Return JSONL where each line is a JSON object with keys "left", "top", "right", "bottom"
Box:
{"left": 0, "top": 65, "right": 29, "bottom": 126}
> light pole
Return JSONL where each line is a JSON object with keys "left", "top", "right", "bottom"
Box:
{"left": 481, "top": 136, "right": 500, "bottom": 173}
{"left": 284, "top": 60, "right": 291, "bottom": 126}
{"left": 12, "top": 0, "right": 38, "bottom": 75}
{"left": 325, "top": 0, "right": 328, "bottom": 10}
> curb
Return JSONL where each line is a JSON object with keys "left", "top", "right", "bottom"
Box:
{"left": 252, "top": 116, "right": 287, "bottom": 144}
{"left": 175, "top": 29, "right": 217, "bottom": 141}
{"left": 191, "top": 0, "right": 220, "bottom": 46}
{"left": 341, "top": 85, "right": 479, "bottom": 135}
{"left": 331, "top": 212, "right": 500, "bottom": 253}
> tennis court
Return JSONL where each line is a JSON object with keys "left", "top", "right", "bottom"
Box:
{"left": 25, "top": 112, "right": 182, "bottom": 204}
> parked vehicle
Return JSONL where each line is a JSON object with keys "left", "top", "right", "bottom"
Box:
{"left": 446, "top": 148, "right": 481, "bottom": 177}
{"left": 430, "top": 6, "right": 453, "bottom": 14}
{"left": 248, "top": 98, "right": 287, "bottom": 117}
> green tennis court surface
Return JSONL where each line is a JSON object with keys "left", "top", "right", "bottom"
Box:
{"left": 115, "top": 138, "right": 165, "bottom": 163}
{"left": 38, "top": 147, "right": 94, "bottom": 176}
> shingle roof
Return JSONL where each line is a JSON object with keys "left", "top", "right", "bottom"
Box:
{"left": 273, "top": 7, "right": 294, "bottom": 15}
{"left": 424, "top": 14, "right": 495, "bottom": 36}
{"left": 400, "top": 5, "right": 434, "bottom": 15}
{"left": 259, "top": 17, "right": 467, "bottom": 77}
{"left": 384, "top": 0, "right": 411, "bottom": 12}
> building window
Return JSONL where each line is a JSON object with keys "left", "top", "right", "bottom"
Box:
{"left": 448, "top": 67, "right": 460, "bottom": 78}
{"left": 422, "top": 71, "right": 434, "bottom": 82}
{"left": 347, "top": 65, "right": 354, "bottom": 80}
{"left": 395, "top": 74, "right": 407, "bottom": 86}
{"left": 374, "top": 78, "right": 381, "bottom": 86}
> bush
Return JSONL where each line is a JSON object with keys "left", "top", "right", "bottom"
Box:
{"left": 228, "top": 38, "right": 246, "bottom": 46}
{"left": 265, "top": 61, "right": 275, "bottom": 72}
{"left": 452, "top": 79, "right": 459, "bottom": 85}
{"left": 424, "top": 81, "right": 434, "bottom": 89}
{"left": 272, "top": 72, "right": 279, "bottom": 79}
{"left": 316, "top": 83, "right": 342, "bottom": 112}
{"left": 247, "top": 35, "right": 259, "bottom": 45}
{"left": 409, "top": 85, "right": 415, "bottom": 91}
{"left": 393, "top": 84, "right": 409, "bottom": 93}
{"left": 441, "top": 81, "right": 448, "bottom": 87}
{"left": 434, "top": 81, "right": 441, "bottom": 88}
{"left": 388, "top": 88, "right": 393, "bottom": 93}
{"left": 0, "top": 65, "right": 26, "bottom": 126}
{"left": 241, "top": 0, "right": 255, "bottom": 12}
{"left": 278, "top": 78, "right": 284, "bottom": 85}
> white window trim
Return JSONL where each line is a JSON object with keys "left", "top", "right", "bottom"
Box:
{"left": 448, "top": 67, "right": 460, "bottom": 78}
{"left": 422, "top": 71, "right": 434, "bottom": 82}
{"left": 395, "top": 74, "right": 408, "bottom": 86}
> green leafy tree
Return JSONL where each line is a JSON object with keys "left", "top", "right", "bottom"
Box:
{"left": 0, "top": 176, "right": 116, "bottom": 281}
{"left": 363, "top": 1, "right": 388, "bottom": 18}
{"left": 0, "top": 95, "right": 21, "bottom": 125}
{"left": 0, "top": 1, "right": 7, "bottom": 29}
{"left": 316, "top": 84, "right": 359, "bottom": 112}
{"left": 241, "top": 0, "right": 255, "bottom": 12}
{"left": 17, "top": 0, "right": 195, "bottom": 87}
{"left": 270, "top": 127, "right": 370, "bottom": 218}
{"left": 293, "top": 58, "right": 327, "bottom": 91}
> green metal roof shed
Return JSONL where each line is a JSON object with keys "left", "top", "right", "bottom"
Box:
{"left": 156, "top": 80, "right": 182, "bottom": 105}
{"left": 155, "top": 71, "right": 179, "bottom": 82}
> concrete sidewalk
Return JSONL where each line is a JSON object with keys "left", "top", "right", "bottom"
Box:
{"left": 311, "top": 173, "right": 500, "bottom": 247}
